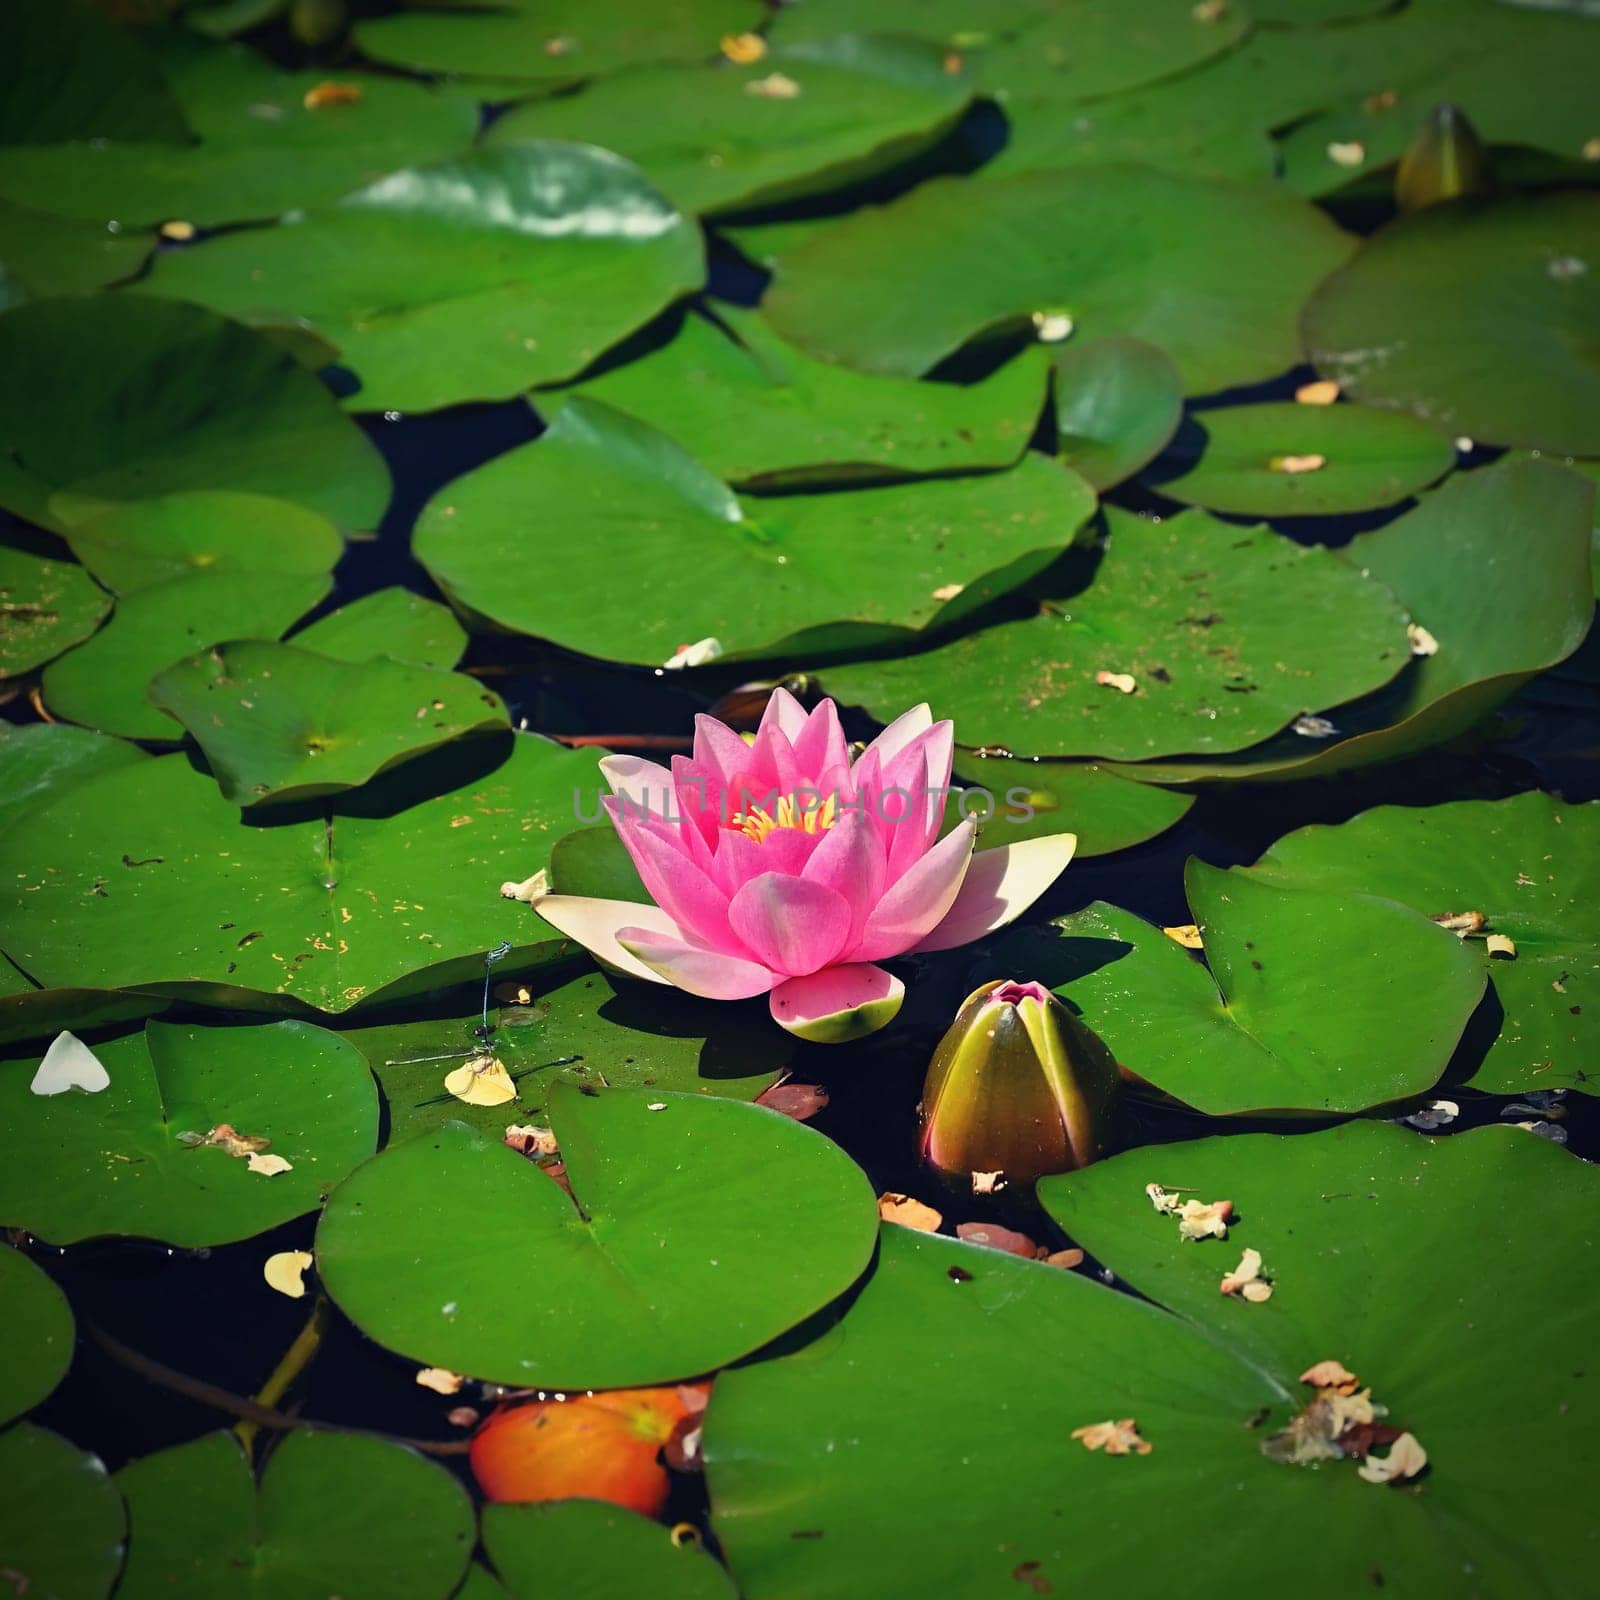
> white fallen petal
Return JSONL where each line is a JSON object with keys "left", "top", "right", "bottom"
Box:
{"left": 30, "top": 1031, "right": 111, "bottom": 1096}
{"left": 247, "top": 1153, "right": 293, "bottom": 1176}
{"left": 263, "top": 1251, "right": 312, "bottom": 1298}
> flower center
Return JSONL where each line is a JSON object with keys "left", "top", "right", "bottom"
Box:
{"left": 732, "top": 790, "right": 837, "bottom": 844}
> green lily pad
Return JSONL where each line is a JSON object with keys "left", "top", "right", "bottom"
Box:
{"left": 0, "top": 1017, "right": 378, "bottom": 1246}
{"left": 1252, "top": 0, "right": 1392, "bottom": 18}
{"left": 484, "top": 1502, "right": 737, "bottom": 1600}
{"left": 0, "top": 735, "right": 601, "bottom": 1014}
{"left": 288, "top": 588, "right": 468, "bottom": 670}
{"left": 316, "top": 1084, "right": 879, "bottom": 1387}
{"left": 995, "top": 858, "right": 1485, "bottom": 1114}
{"left": 767, "top": 0, "right": 1047, "bottom": 47}
{"left": 1279, "top": 12, "right": 1600, "bottom": 196}
{"left": 1035, "top": 1122, "right": 1597, "bottom": 1592}
{"left": 1106, "top": 458, "right": 1597, "bottom": 782}
{"left": 0, "top": 543, "right": 111, "bottom": 679}
{"left": 0, "top": 723, "right": 148, "bottom": 836}
{"left": 0, "top": 35, "right": 480, "bottom": 229}
{"left": 488, "top": 36, "right": 972, "bottom": 218}
{"left": 416, "top": 399, "right": 1095, "bottom": 666}
{"left": 1249, "top": 792, "right": 1600, "bottom": 1096}
{"left": 711, "top": 1122, "right": 1596, "bottom": 1597}
{"left": 1052, "top": 336, "right": 1185, "bottom": 491}
{"left": 0, "top": 296, "right": 389, "bottom": 534}
{"left": 147, "top": 641, "right": 509, "bottom": 806}
{"left": 0, "top": 1425, "right": 125, "bottom": 1600}
{"left": 1150, "top": 401, "right": 1456, "bottom": 515}
{"left": 0, "top": 201, "right": 150, "bottom": 300}
{"left": 145, "top": 141, "right": 705, "bottom": 414}
{"left": 761, "top": 166, "right": 1354, "bottom": 392}
{"left": 0, "top": 961, "right": 165, "bottom": 1049}
{"left": 1, "top": 0, "right": 187, "bottom": 146}
{"left": 1303, "top": 192, "right": 1600, "bottom": 455}
{"left": 114, "top": 1429, "right": 473, "bottom": 1600}
{"left": 345, "top": 968, "right": 791, "bottom": 1144}
{"left": 559, "top": 306, "right": 1048, "bottom": 488}
{"left": 40, "top": 571, "right": 330, "bottom": 740}
{"left": 355, "top": 0, "right": 764, "bottom": 84}
{"left": 61, "top": 492, "right": 344, "bottom": 595}
{"left": 821, "top": 507, "right": 1411, "bottom": 760}
{"left": 0, "top": 1247, "right": 73, "bottom": 1425}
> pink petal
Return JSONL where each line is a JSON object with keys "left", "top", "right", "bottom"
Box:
{"left": 598, "top": 752, "right": 677, "bottom": 805}
{"left": 764, "top": 685, "right": 811, "bottom": 741}
{"left": 801, "top": 808, "right": 885, "bottom": 951}
{"left": 607, "top": 815, "right": 735, "bottom": 951}
{"left": 793, "top": 698, "right": 849, "bottom": 780}
{"left": 769, "top": 963, "right": 905, "bottom": 1043}
{"left": 615, "top": 926, "right": 777, "bottom": 999}
{"left": 727, "top": 872, "right": 853, "bottom": 977}
{"left": 854, "top": 817, "right": 977, "bottom": 962}
{"left": 713, "top": 827, "right": 821, "bottom": 893}
{"left": 854, "top": 702, "right": 933, "bottom": 773}
{"left": 691, "top": 713, "right": 752, "bottom": 791}
{"left": 533, "top": 896, "right": 679, "bottom": 985}
{"left": 913, "top": 832, "right": 1079, "bottom": 952}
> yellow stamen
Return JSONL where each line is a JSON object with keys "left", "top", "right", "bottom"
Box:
{"left": 733, "top": 791, "right": 837, "bottom": 843}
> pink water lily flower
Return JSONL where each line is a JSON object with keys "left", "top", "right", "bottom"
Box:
{"left": 534, "top": 690, "right": 1077, "bottom": 1042}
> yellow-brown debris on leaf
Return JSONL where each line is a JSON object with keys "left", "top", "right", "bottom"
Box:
{"left": 416, "top": 1367, "right": 465, "bottom": 1395}
{"left": 1262, "top": 1389, "right": 1378, "bottom": 1464}
{"left": 1357, "top": 1431, "right": 1428, "bottom": 1484}
{"left": 931, "top": 582, "right": 965, "bottom": 602}
{"left": 445, "top": 1055, "right": 517, "bottom": 1107}
{"left": 1486, "top": 933, "right": 1517, "bottom": 959}
{"left": 720, "top": 31, "right": 766, "bottom": 63}
{"left": 745, "top": 72, "right": 802, "bottom": 99}
{"left": 1146, "top": 1183, "right": 1234, "bottom": 1240}
{"left": 263, "top": 1250, "right": 312, "bottom": 1298}
{"left": 1295, "top": 379, "right": 1340, "bottom": 405}
{"left": 504, "top": 1123, "right": 559, "bottom": 1158}
{"left": 878, "top": 1192, "right": 944, "bottom": 1232}
{"left": 1095, "top": 670, "right": 1137, "bottom": 694}
{"left": 1031, "top": 310, "right": 1074, "bottom": 342}
{"left": 1219, "top": 1246, "right": 1273, "bottom": 1302}
{"left": 1328, "top": 140, "right": 1366, "bottom": 167}
{"left": 1300, "top": 1359, "right": 1360, "bottom": 1394}
{"left": 1270, "top": 453, "right": 1327, "bottom": 474}
{"left": 1163, "top": 923, "right": 1204, "bottom": 949}
{"left": 1192, "top": 0, "right": 1228, "bottom": 20}
{"left": 500, "top": 869, "right": 549, "bottom": 903}
{"left": 1406, "top": 623, "right": 1440, "bottom": 656}
{"left": 1045, "top": 1247, "right": 1086, "bottom": 1270}
{"left": 159, "top": 220, "right": 196, "bottom": 241}
{"left": 1071, "top": 1418, "right": 1152, "bottom": 1455}
{"left": 247, "top": 1152, "right": 293, "bottom": 1177}
{"left": 1431, "top": 909, "right": 1486, "bottom": 936}
{"left": 1364, "top": 88, "right": 1398, "bottom": 113}
{"left": 302, "top": 81, "right": 364, "bottom": 111}
{"left": 183, "top": 1123, "right": 271, "bottom": 1158}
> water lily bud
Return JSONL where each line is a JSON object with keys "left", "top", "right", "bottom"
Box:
{"left": 1395, "top": 104, "right": 1493, "bottom": 213}
{"left": 920, "top": 980, "right": 1118, "bottom": 1185}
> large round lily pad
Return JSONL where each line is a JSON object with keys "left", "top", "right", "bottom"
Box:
{"left": 0, "top": 34, "right": 480, "bottom": 229}
{"left": 821, "top": 507, "right": 1411, "bottom": 759}
{"left": 0, "top": 1425, "right": 125, "bottom": 1600}
{"left": 0, "top": 296, "right": 389, "bottom": 533}
{"left": 1249, "top": 792, "right": 1600, "bottom": 1096}
{"left": 560, "top": 306, "right": 1048, "bottom": 488}
{"left": 0, "top": 542, "right": 111, "bottom": 679}
{"left": 0, "top": 722, "right": 147, "bottom": 836}
{"left": 1150, "top": 401, "right": 1456, "bottom": 515}
{"left": 0, "top": 1018, "right": 378, "bottom": 1246}
{"left": 1108, "top": 458, "right": 1596, "bottom": 782}
{"left": 0, "top": 200, "right": 151, "bottom": 301}
{"left": 709, "top": 1121, "right": 1597, "bottom": 1598}
{"left": 761, "top": 166, "right": 1354, "bottom": 392}
{"left": 1052, "top": 336, "right": 1185, "bottom": 491}
{"left": 488, "top": 36, "right": 972, "bottom": 218}
{"left": 356, "top": 0, "right": 764, "bottom": 83}
{"left": 0, "top": 735, "right": 599, "bottom": 1014}
{"left": 114, "top": 1429, "right": 474, "bottom": 1600}
{"left": 315, "top": 1085, "right": 879, "bottom": 1387}
{"left": 62, "top": 492, "right": 344, "bottom": 595}
{"left": 40, "top": 571, "right": 329, "bottom": 741}
{"left": 0, "top": 1246, "right": 73, "bottom": 1425}
{"left": 415, "top": 399, "right": 1095, "bottom": 665}
{"left": 484, "top": 1502, "right": 737, "bottom": 1600}
{"left": 146, "top": 141, "right": 705, "bottom": 414}
{"left": 147, "top": 641, "right": 509, "bottom": 806}
{"left": 992, "top": 856, "right": 1485, "bottom": 1115}
{"left": 344, "top": 968, "right": 792, "bottom": 1145}
{"left": 1303, "top": 192, "right": 1600, "bottom": 455}
{"left": 288, "top": 588, "right": 468, "bottom": 671}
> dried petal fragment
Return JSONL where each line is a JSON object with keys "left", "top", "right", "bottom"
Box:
{"left": 1299, "top": 1360, "right": 1360, "bottom": 1393}
{"left": 1270, "top": 453, "right": 1327, "bottom": 474}
{"left": 1431, "top": 909, "right": 1485, "bottom": 936}
{"left": 1032, "top": 311, "right": 1074, "bottom": 342}
{"left": 504, "top": 1123, "right": 559, "bottom": 1157}
{"left": 247, "top": 1152, "right": 293, "bottom": 1176}
{"left": 720, "top": 31, "right": 766, "bottom": 63}
{"left": 1295, "top": 379, "right": 1340, "bottom": 405}
{"left": 303, "top": 81, "right": 363, "bottom": 110}
{"left": 1357, "top": 1431, "right": 1427, "bottom": 1484}
{"left": 1219, "top": 1246, "right": 1272, "bottom": 1299}
{"left": 1292, "top": 715, "right": 1339, "bottom": 739}
{"left": 931, "top": 583, "right": 965, "bottom": 602}
{"left": 956, "top": 1221, "right": 1042, "bottom": 1258}
{"left": 745, "top": 72, "right": 801, "bottom": 99}
{"left": 1071, "top": 1418, "right": 1151, "bottom": 1455}
{"left": 1177, "top": 1198, "right": 1233, "bottom": 1241}
{"left": 179, "top": 1122, "right": 271, "bottom": 1158}
{"left": 1163, "top": 924, "right": 1204, "bottom": 949}
{"left": 1095, "top": 670, "right": 1137, "bottom": 694}
{"left": 1402, "top": 1098, "right": 1458, "bottom": 1131}
{"left": 663, "top": 636, "right": 724, "bottom": 670}
{"left": 1045, "top": 1247, "right": 1085, "bottom": 1270}
{"left": 1486, "top": 934, "right": 1517, "bottom": 959}
{"left": 159, "top": 220, "right": 196, "bottom": 242}
{"left": 445, "top": 1055, "right": 517, "bottom": 1107}
{"left": 1406, "top": 623, "right": 1440, "bottom": 656}
{"left": 501, "top": 870, "right": 549, "bottom": 903}
{"left": 264, "top": 1250, "right": 312, "bottom": 1298}
{"left": 971, "top": 1170, "right": 1007, "bottom": 1195}
{"left": 417, "top": 1367, "right": 465, "bottom": 1395}
{"left": 1328, "top": 141, "right": 1366, "bottom": 167}
{"left": 878, "top": 1192, "right": 943, "bottom": 1232}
